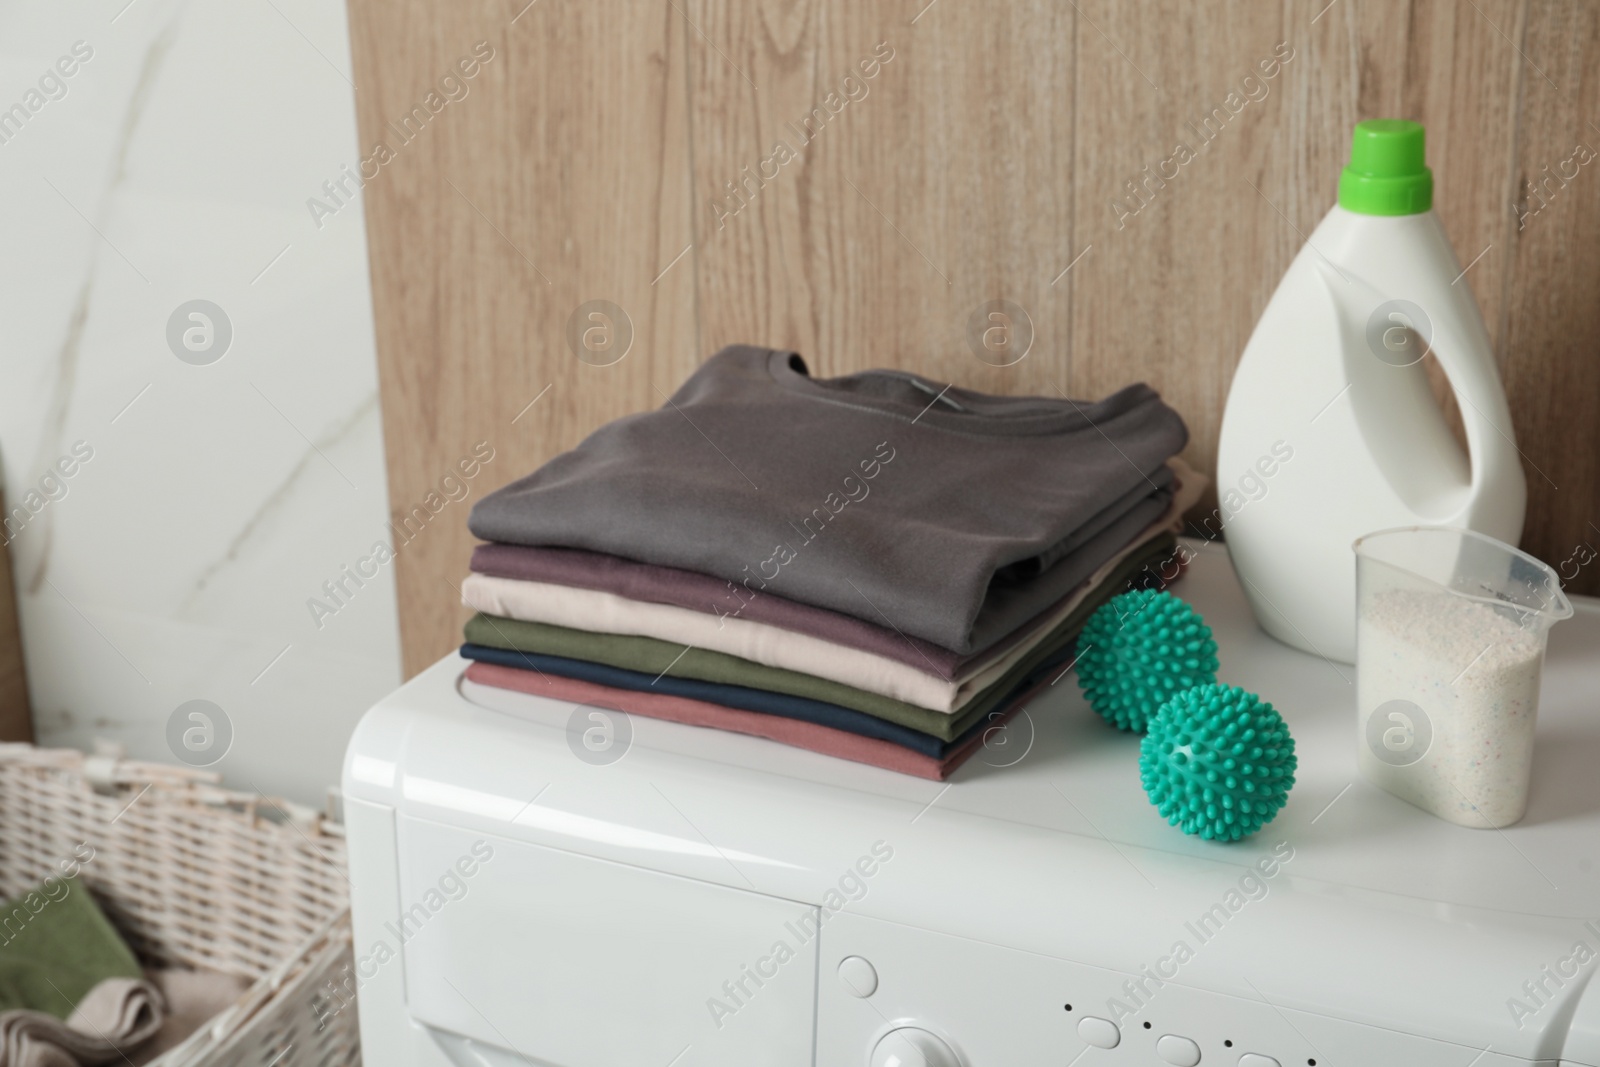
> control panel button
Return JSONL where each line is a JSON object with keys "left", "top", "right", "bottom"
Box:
{"left": 1076, "top": 1016, "right": 1120, "bottom": 1049}
{"left": 1238, "top": 1056, "right": 1280, "bottom": 1067}
{"left": 837, "top": 955, "right": 878, "bottom": 998}
{"left": 870, "top": 1027, "right": 960, "bottom": 1067}
{"left": 1157, "top": 1034, "right": 1201, "bottom": 1065}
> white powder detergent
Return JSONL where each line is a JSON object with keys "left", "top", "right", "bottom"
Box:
{"left": 1357, "top": 587, "right": 1546, "bottom": 828}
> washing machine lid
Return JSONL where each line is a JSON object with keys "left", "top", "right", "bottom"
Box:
{"left": 345, "top": 538, "right": 1600, "bottom": 1061}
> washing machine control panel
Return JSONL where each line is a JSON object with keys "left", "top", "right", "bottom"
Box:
{"left": 817, "top": 911, "right": 1486, "bottom": 1067}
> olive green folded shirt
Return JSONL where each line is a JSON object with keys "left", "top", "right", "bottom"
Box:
{"left": 464, "top": 535, "right": 1176, "bottom": 741}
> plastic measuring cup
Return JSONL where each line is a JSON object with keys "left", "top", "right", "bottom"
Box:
{"left": 1353, "top": 526, "right": 1572, "bottom": 828}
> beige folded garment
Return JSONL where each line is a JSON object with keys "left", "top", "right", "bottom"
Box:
{"left": 461, "top": 458, "right": 1206, "bottom": 712}
{"left": 0, "top": 977, "right": 163, "bottom": 1067}
{"left": 131, "top": 968, "right": 250, "bottom": 1066}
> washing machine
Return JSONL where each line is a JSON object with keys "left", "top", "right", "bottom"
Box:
{"left": 342, "top": 539, "right": 1600, "bottom": 1066}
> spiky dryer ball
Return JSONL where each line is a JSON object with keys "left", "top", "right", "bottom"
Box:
{"left": 1076, "top": 590, "right": 1219, "bottom": 732}
{"left": 1139, "top": 684, "right": 1297, "bottom": 841}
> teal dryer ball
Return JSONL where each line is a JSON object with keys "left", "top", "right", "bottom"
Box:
{"left": 1139, "top": 683, "right": 1297, "bottom": 841}
{"left": 1075, "top": 590, "right": 1219, "bottom": 732}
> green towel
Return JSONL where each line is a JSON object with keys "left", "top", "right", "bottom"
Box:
{"left": 0, "top": 877, "right": 143, "bottom": 1017}
{"left": 465, "top": 534, "right": 1178, "bottom": 741}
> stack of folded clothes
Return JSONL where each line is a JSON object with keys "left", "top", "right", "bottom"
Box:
{"left": 459, "top": 345, "right": 1202, "bottom": 780}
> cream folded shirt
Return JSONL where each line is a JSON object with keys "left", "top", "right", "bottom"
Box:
{"left": 461, "top": 467, "right": 1201, "bottom": 712}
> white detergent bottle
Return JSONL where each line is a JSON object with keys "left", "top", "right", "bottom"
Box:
{"left": 1217, "top": 119, "right": 1526, "bottom": 664}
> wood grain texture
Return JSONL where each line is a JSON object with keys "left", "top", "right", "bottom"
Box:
{"left": 348, "top": 0, "right": 1600, "bottom": 675}
{"left": 1069, "top": 0, "right": 1522, "bottom": 526}
{"left": 349, "top": 0, "right": 699, "bottom": 671}
{"left": 686, "top": 0, "right": 1074, "bottom": 397}
{"left": 1068, "top": 0, "right": 1303, "bottom": 523}
{"left": 1502, "top": 0, "right": 1600, "bottom": 589}
{"left": 0, "top": 494, "right": 33, "bottom": 742}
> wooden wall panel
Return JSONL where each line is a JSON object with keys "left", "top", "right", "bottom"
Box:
{"left": 349, "top": 0, "right": 700, "bottom": 672}
{"left": 0, "top": 494, "right": 32, "bottom": 742}
{"left": 1069, "top": 0, "right": 1522, "bottom": 529}
{"left": 349, "top": 0, "right": 1600, "bottom": 675}
{"left": 1502, "top": 0, "right": 1600, "bottom": 590}
{"left": 686, "top": 0, "right": 1076, "bottom": 396}
{"left": 1068, "top": 0, "right": 1303, "bottom": 523}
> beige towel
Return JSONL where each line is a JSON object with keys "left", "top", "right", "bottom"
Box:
{"left": 0, "top": 977, "right": 164, "bottom": 1067}
{"left": 132, "top": 969, "right": 250, "bottom": 1065}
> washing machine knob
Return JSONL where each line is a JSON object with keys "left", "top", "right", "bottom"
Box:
{"left": 870, "top": 1027, "right": 961, "bottom": 1067}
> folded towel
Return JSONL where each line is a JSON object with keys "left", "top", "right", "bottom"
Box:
{"left": 0, "top": 879, "right": 142, "bottom": 1017}
{"left": 131, "top": 968, "right": 250, "bottom": 1066}
{"left": 0, "top": 976, "right": 164, "bottom": 1067}
{"left": 469, "top": 346, "right": 1188, "bottom": 650}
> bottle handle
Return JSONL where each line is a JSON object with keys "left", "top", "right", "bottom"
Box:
{"left": 1411, "top": 286, "right": 1526, "bottom": 510}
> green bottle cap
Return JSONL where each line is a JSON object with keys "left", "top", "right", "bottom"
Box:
{"left": 1338, "top": 119, "right": 1433, "bottom": 215}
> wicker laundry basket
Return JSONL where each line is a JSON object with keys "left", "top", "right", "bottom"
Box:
{"left": 0, "top": 743, "right": 360, "bottom": 1067}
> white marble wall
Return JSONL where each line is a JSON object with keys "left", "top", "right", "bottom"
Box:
{"left": 0, "top": 0, "right": 401, "bottom": 807}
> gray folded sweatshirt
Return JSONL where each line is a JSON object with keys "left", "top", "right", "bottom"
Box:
{"left": 469, "top": 346, "right": 1187, "bottom": 651}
